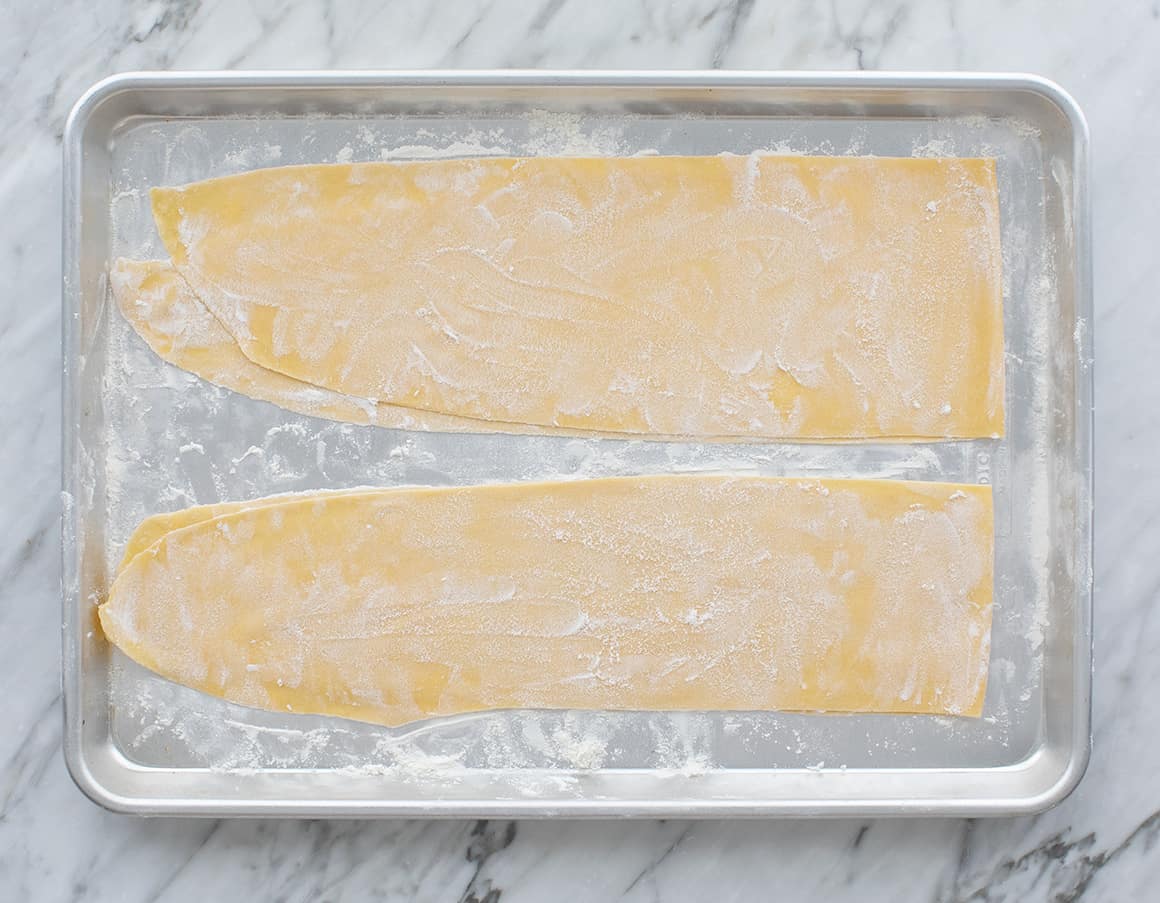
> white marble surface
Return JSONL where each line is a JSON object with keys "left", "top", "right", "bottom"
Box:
{"left": 1, "top": 0, "right": 1156, "bottom": 899}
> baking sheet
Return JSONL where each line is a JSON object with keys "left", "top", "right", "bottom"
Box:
{"left": 62, "top": 72, "right": 1092, "bottom": 815}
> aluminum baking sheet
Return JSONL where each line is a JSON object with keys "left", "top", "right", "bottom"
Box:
{"left": 62, "top": 71, "right": 1092, "bottom": 816}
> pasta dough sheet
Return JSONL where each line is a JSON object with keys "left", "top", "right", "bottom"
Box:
{"left": 100, "top": 476, "right": 994, "bottom": 727}
{"left": 110, "top": 259, "right": 686, "bottom": 440}
{"left": 150, "top": 155, "right": 1005, "bottom": 440}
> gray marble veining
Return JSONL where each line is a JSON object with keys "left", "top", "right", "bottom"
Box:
{"left": 2, "top": 0, "right": 1157, "bottom": 900}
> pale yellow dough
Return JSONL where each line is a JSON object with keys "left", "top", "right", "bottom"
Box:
{"left": 151, "top": 155, "right": 1004, "bottom": 440}
{"left": 110, "top": 259, "right": 681, "bottom": 440}
{"left": 115, "top": 487, "right": 371, "bottom": 571}
{"left": 100, "top": 476, "right": 994, "bottom": 726}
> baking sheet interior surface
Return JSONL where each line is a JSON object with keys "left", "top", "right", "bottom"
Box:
{"left": 90, "top": 104, "right": 1058, "bottom": 780}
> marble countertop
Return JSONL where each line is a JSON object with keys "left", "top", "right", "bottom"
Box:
{"left": 2, "top": 0, "right": 1156, "bottom": 899}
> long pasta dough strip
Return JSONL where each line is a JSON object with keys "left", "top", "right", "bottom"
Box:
{"left": 151, "top": 156, "right": 1004, "bottom": 440}
{"left": 99, "top": 476, "right": 994, "bottom": 726}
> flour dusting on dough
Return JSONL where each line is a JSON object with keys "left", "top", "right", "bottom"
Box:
{"left": 100, "top": 477, "right": 993, "bottom": 730}
{"left": 150, "top": 155, "right": 1004, "bottom": 441}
